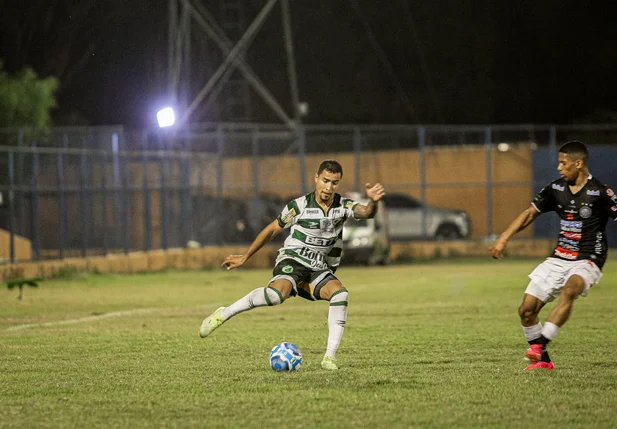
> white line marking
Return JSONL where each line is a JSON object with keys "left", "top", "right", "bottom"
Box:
{"left": 3, "top": 308, "right": 160, "bottom": 332}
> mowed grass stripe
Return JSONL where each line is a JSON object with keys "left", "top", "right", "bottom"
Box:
{"left": 1, "top": 257, "right": 617, "bottom": 429}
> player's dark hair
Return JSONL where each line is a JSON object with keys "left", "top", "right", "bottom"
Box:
{"left": 317, "top": 160, "right": 343, "bottom": 178}
{"left": 559, "top": 140, "right": 588, "bottom": 164}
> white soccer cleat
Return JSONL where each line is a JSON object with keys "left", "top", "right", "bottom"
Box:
{"left": 199, "top": 306, "right": 226, "bottom": 338}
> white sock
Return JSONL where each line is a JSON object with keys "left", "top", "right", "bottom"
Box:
{"left": 541, "top": 322, "right": 560, "bottom": 341}
{"left": 220, "top": 287, "right": 283, "bottom": 320}
{"left": 324, "top": 290, "right": 348, "bottom": 360}
{"left": 522, "top": 322, "right": 543, "bottom": 342}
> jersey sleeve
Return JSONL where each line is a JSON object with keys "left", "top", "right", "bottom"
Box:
{"left": 342, "top": 198, "right": 360, "bottom": 219}
{"left": 603, "top": 186, "right": 617, "bottom": 221}
{"left": 276, "top": 199, "right": 301, "bottom": 229}
{"left": 531, "top": 185, "right": 557, "bottom": 213}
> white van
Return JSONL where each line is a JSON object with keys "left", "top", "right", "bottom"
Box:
{"left": 341, "top": 196, "right": 390, "bottom": 265}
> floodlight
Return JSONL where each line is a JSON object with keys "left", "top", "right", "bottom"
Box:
{"left": 157, "top": 107, "right": 175, "bottom": 128}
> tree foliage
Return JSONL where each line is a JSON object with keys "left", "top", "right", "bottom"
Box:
{"left": 0, "top": 62, "right": 58, "bottom": 128}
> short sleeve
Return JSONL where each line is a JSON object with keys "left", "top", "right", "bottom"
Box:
{"left": 531, "top": 185, "right": 557, "bottom": 213}
{"left": 276, "top": 200, "right": 300, "bottom": 229}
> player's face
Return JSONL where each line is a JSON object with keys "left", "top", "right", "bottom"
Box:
{"left": 557, "top": 153, "right": 582, "bottom": 182}
{"left": 314, "top": 170, "right": 341, "bottom": 204}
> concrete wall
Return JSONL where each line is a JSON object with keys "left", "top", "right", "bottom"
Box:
{"left": 0, "top": 229, "right": 32, "bottom": 261}
{"left": 0, "top": 239, "right": 554, "bottom": 282}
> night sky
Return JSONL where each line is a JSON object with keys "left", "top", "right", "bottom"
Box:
{"left": 1, "top": 0, "right": 616, "bottom": 128}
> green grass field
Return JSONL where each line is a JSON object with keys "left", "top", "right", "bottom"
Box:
{"left": 2, "top": 258, "right": 617, "bottom": 429}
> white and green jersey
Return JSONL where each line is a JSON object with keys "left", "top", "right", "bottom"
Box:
{"left": 276, "top": 192, "right": 359, "bottom": 270}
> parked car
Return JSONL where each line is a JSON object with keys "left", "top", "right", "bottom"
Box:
{"left": 192, "top": 194, "right": 291, "bottom": 245}
{"left": 380, "top": 193, "right": 470, "bottom": 241}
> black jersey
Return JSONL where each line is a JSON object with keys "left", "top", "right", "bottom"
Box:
{"left": 532, "top": 175, "right": 617, "bottom": 269}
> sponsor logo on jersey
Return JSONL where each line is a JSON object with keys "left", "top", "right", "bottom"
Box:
{"left": 561, "top": 220, "right": 583, "bottom": 228}
{"left": 561, "top": 225, "right": 582, "bottom": 232}
{"left": 579, "top": 206, "right": 592, "bottom": 218}
{"left": 554, "top": 247, "right": 578, "bottom": 260}
{"left": 586, "top": 190, "right": 600, "bottom": 196}
{"left": 282, "top": 265, "right": 294, "bottom": 273}
{"left": 281, "top": 208, "right": 296, "bottom": 224}
{"left": 595, "top": 232, "right": 603, "bottom": 254}
{"left": 330, "top": 208, "right": 342, "bottom": 217}
{"left": 304, "top": 209, "right": 321, "bottom": 216}
{"left": 559, "top": 238, "right": 580, "bottom": 247}
{"left": 561, "top": 231, "right": 582, "bottom": 240}
{"left": 320, "top": 218, "right": 334, "bottom": 232}
{"left": 306, "top": 221, "right": 319, "bottom": 228}
{"left": 564, "top": 209, "right": 577, "bottom": 214}
{"left": 552, "top": 184, "right": 565, "bottom": 191}
{"left": 296, "top": 247, "right": 326, "bottom": 267}
{"left": 607, "top": 188, "right": 615, "bottom": 197}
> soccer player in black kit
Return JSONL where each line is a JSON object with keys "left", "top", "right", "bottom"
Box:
{"left": 490, "top": 141, "right": 617, "bottom": 370}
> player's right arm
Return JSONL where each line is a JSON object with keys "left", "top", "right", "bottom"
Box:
{"left": 222, "top": 198, "right": 300, "bottom": 270}
{"left": 491, "top": 183, "right": 555, "bottom": 259}
{"left": 490, "top": 206, "right": 541, "bottom": 259}
{"left": 222, "top": 220, "right": 283, "bottom": 270}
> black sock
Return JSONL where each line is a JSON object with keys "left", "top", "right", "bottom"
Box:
{"left": 528, "top": 336, "right": 552, "bottom": 362}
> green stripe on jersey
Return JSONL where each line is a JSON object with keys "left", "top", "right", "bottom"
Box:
{"left": 327, "top": 247, "right": 342, "bottom": 257}
{"left": 297, "top": 218, "right": 322, "bottom": 229}
{"left": 283, "top": 249, "right": 312, "bottom": 264}
{"left": 287, "top": 200, "right": 300, "bottom": 215}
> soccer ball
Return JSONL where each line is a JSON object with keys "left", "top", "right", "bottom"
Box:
{"left": 269, "top": 342, "right": 303, "bottom": 372}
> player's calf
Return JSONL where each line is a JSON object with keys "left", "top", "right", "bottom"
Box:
{"left": 199, "top": 287, "right": 284, "bottom": 338}
{"left": 323, "top": 288, "right": 348, "bottom": 366}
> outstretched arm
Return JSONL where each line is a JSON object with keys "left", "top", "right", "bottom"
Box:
{"left": 490, "top": 205, "right": 541, "bottom": 259}
{"left": 222, "top": 220, "right": 283, "bottom": 270}
{"left": 353, "top": 183, "right": 386, "bottom": 219}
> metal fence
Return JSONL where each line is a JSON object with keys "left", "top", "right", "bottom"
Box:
{"left": 1, "top": 123, "right": 617, "bottom": 263}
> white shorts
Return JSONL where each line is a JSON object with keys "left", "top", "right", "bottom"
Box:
{"left": 526, "top": 257, "right": 603, "bottom": 303}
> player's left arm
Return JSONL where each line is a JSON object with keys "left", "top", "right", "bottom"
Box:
{"left": 602, "top": 186, "right": 617, "bottom": 221}
{"left": 353, "top": 183, "right": 386, "bottom": 219}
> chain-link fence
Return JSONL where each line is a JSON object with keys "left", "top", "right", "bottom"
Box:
{"left": 1, "top": 124, "right": 616, "bottom": 262}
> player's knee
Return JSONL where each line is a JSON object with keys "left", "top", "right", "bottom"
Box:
{"left": 268, "top": 280, "right": 293, "bottom": 301}
{"left": 329, "top": 288, "right": 348, "bottom": 305}
{"left": 319, "top": 280, "right": 345, "bottom": 301}
{"left": 560, "top": 285, "right": 581, "bottom": 302}
{"left": 559, "top": 275, "right": 585, "bottom": 302}
{"left": 518, "top": 304, "right": 537, "bottom": 322}
{"left": 265, "top": 286, "right": 284, "bottom": 305}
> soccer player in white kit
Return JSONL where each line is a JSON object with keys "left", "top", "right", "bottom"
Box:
{"left": 490, "top": 141, "right": 617, "bottom": 370}
{"left": 199, "top": 160, "right": 385, "bottom": 370}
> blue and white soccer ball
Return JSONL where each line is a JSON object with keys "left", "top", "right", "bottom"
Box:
{"left": 269, "top": 342, "right": 303, "bottom": 372}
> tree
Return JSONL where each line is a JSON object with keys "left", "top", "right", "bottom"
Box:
{"left": 0, "top": 62, "right": 58, "bottom": 128}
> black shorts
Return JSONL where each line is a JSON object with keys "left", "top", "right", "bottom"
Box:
{"left": 269, "top": 259, "right": 338, "bottom": 301}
